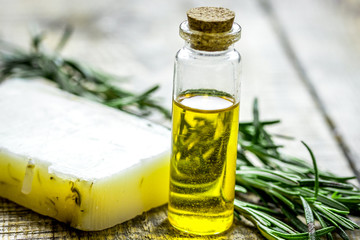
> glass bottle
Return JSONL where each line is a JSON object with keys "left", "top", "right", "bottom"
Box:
{"left": 168, "top": 7, "right": 242, "bottom": 235}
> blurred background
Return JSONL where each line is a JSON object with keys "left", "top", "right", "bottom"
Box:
{"left": 1, "top": 0, "right": 360, "bottom": 175}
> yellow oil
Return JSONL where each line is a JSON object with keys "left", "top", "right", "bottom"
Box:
{"left": 168, "top": 90, "right": 239, "bottom": 235}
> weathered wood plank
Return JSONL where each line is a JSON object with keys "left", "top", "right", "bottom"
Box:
{"left": 0, "top": 0, "right": 360, "bottom": 239}
{"left": 0, "top": 196, "right": 359, "bottom": 239}
{"left": 232, "top": 0, "right": 355, "bottom": 179}
{"left": 0, "top": 198, "right": 264, "bottom": 240}
{"left": 267, "top": 0, "right": 360, "bottom": 179}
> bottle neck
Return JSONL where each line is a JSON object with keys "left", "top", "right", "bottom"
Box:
{"left": 183, "top": 41, "right": 234, "bottom": 55}
{"left": 179, "top": 20, "right": 241, "bottom": 52}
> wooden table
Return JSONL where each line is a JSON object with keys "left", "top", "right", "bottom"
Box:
{"left": 1, "top": 0, "right": 360, "bottom": 239}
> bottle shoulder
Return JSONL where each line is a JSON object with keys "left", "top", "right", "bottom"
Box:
{"left": 175, "top": 47, "right": 241, "bottom": 64}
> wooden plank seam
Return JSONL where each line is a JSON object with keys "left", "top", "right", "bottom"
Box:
{"left": 257, "top": 0, "right": 360, "bottom": 183}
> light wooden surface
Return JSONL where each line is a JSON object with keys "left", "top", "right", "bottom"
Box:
{"left": 1, "top": 0, "right": 360, "bottom": 239}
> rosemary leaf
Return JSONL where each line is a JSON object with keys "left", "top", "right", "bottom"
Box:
{"left": 300, "top": 196, "right": 316, "bottom": 240}
{"left": 302, "top": 141, "right": 319, "bottom": 199}
{"left": 313, "top": 210, "right": 334, "bottom": 240}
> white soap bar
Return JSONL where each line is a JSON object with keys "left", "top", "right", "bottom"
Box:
{"left": 0, "top": 79, "right": 170, "bottom": 231}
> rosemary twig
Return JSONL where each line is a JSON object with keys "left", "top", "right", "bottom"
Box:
{"left": 236, "top": 100, "right": 360, "bottom": 240}
{"left": 0, "top": 27, "right": 171, "bottom": 119}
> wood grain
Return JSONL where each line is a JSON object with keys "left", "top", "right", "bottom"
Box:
{"left": 1, "top": 196, "right": 359, "bottom": 240}
{"left": 268, "top": 0, "right": 360, "bottom": 179}
{"left": 0, "top": 0, "right": 360, "bottom": 239}
{"left": 234, "top": 0, "right": 355, "bottom": 177}
{"left": 0, "top": 198, "right": 264, "bottom": 240}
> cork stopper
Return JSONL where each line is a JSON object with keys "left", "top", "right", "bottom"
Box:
{"left": 180, "top": 7, "right": 241, "bottom": 51}
{"left": 187, "top": 7, "right": 235, "bottom": 33}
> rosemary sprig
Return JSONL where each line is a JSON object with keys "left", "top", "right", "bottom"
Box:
{"left": 235, "top": 98, "right": 360, "bottom": 240}
{"left": 0, "top": 27, "right": 171, "bottom": 119}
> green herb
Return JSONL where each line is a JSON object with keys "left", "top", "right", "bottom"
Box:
{"left": 0, "top": 27, "right": 170, "bottom": 119}
{"left": 235, "top": 98, "right": 360, "bottom": 240}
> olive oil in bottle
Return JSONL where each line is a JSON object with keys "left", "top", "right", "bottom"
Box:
{"left": 169, "top": 7, "right": 242, "bottom": 235}
{"left": 168, "top": 91, "right": 239, "bottom": 235}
